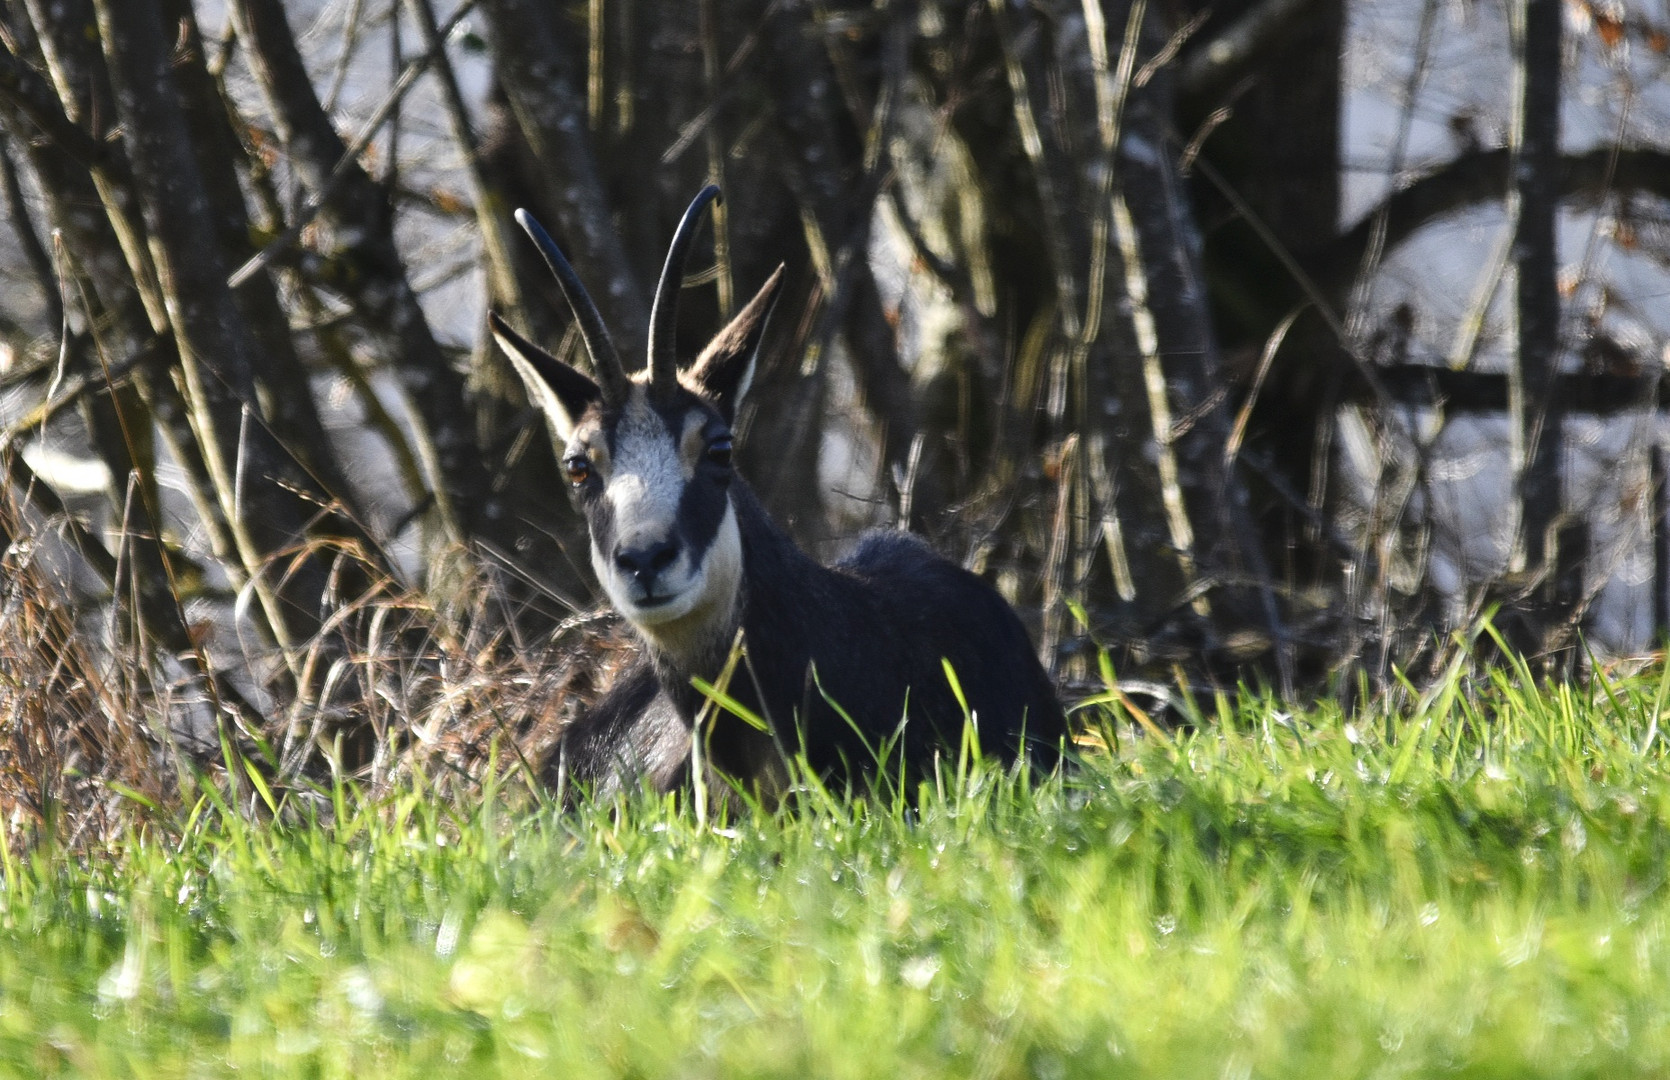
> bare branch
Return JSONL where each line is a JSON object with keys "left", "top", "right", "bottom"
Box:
{"left": 1318, "top": 148, "right": 1670, "bottom": 294}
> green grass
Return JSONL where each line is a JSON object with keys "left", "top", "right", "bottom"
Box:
{"left": 6, "top": 659, "right": 1670, "bottom": 1077}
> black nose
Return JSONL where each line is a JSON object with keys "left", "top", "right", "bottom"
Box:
{"left": 614, "top": 539, "right": 679, "bottom": 583}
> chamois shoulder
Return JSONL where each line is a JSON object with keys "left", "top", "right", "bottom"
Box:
{"left": 835, "top": 528, "right": 941, "bottom": 574}
{"left": 834, "top": 530, "right": 1000, "bottom": 609}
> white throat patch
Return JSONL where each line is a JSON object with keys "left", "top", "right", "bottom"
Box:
{"left": 619, "top": 502, "right": 743, "bottom": 661}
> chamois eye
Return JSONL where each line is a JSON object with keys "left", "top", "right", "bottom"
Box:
{"left": 706, "top": 435, "right": 734, "bottom": 468}
{"left": 564, "top": 455, "right": 591, "bottom": 485}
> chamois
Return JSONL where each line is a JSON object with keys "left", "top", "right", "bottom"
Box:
{"left": 491, "top": 186, "right": 1065, "bottom": 798}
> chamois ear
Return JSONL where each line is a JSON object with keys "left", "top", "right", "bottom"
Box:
{"left": 489, "top": 311, "right": 600, "bottom": 443}
{"left": 687, "top": 264, "right": 784, "bottom": 421}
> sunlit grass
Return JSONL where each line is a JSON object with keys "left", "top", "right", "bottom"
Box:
{"left": 5, "top": 657, "right": 1670, "bottom": 1077}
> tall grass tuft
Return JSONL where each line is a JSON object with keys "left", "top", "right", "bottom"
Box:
{"left": 0, "top": 482, "right": 163, "bottom": 851}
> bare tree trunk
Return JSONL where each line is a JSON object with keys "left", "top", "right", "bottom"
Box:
{"left": 0, "top": 11, "right": 235, "bottom": 692}
{"left": 91, "top": 0, "right": 370, "bottom": 657}
{"left": 230, "top": 0, "right": 508, "bottom": 552}
{"left": 477, "top": 0, "right": 650, "bottom": 358}
{"left": 1514, "top": 0, "right": 1563, "bottom": 589}
{"left": 161, "top": 0, "right": 363, "bottom": 510}
{"left": 764, "top": 3, "right": 941, "bottom": 528}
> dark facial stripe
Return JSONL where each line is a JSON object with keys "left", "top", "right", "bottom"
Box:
{"left": 585, "top": 490, "right": 619, "bottom": 563}
{"left": 650, "top": 392, "right": 732, "bottom": 566}
{"left": 674, "top": 469, "right": 731, "bottom": 566}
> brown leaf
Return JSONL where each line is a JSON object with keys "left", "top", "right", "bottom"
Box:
{"left": 432, "top": 188, "right": 467, "bottom": 216}
{"left": 1596, "top": 13, "right": 1626, "bottom": 49}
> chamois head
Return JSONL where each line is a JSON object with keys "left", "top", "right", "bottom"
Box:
{"left": 490, "top": 187, "right": 784, "bottom": 658}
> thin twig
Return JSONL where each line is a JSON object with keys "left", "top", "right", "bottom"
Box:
{"left": 322, "top": 0, "right": 367, "bottom": 113}
{"left": 226, "top": 0, "right": 480, "bottom": 289}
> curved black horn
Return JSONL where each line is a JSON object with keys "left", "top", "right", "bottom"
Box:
{"left": 514, "top": 209, "right": 628, "bottom": 405}
{"left": 648, "top": 185, "right": 722, "bottom": 399}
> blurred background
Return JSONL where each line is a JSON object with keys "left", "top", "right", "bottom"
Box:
{"left": 0, "top": 0, "right": 1665, "bottom": 817}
